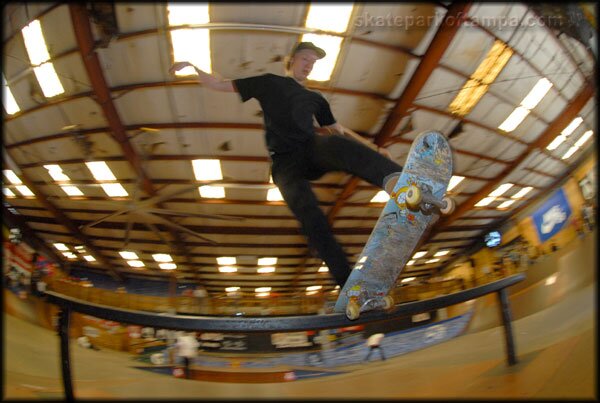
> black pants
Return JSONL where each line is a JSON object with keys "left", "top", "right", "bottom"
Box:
{"left": 182, "top": 357, "right": 191, "bottom": 379}
{"left": 365, "top": 346, "right": 386, "bottom": 361}
{"left": 271, "top": 134, "right": 403, "bottom": 287}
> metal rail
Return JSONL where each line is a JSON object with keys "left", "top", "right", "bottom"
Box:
{"left": 43, "top": 273, "right": 525, "bottom": 399}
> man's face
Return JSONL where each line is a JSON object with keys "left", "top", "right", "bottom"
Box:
{"left": 290, "top": 49, "right": 320, "bottom": 81}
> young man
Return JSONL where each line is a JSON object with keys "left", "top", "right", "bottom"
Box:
{"left": 170, "top": 42, "right": 403, "bottom": 288}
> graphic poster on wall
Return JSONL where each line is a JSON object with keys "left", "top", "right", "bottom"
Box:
{"left": 531, "top": 188, "right": 572, "bottom": 243}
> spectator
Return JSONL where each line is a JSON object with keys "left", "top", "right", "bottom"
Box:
{"left": 582, "top": 202, "right": 595, "bottom": 231}
{"left": 364, "top": 333, "right": 386, "bottom": 362}
{"left": 175, "top": 332, "right": 199, "bottom": 379}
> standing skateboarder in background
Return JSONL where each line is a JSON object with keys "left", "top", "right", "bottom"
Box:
{"left": 170, "top": 42, "right": 403, "bottom": 288}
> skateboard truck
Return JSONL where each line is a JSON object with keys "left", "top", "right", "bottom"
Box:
{"left": 405, "top": 185, "right": 455, "bottom": 215}
{"left": 346, "top": 295, "right": 395, "bottom": 320}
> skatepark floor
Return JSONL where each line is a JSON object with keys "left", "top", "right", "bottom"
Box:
{"left": 3, "top": 230, "right": 597, "bottom": 400}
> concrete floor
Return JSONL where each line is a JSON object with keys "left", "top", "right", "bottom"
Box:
{"left": 3, "top": 230, "right": 597, "bottom": 400}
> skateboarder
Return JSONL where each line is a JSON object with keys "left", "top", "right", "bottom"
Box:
{"left": 170, "top": 42, "right": 403, "bottom": 288}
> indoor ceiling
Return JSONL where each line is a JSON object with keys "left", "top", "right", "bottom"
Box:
{"left": 2, "top": 3, "right": 596, "bottom": 298}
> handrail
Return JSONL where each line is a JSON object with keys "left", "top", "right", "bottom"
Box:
{"left": 43, "top": 274, "right": 524, "bottom": 332}
{"left": 42, "top": 273, "right": 525, "bottom": 400}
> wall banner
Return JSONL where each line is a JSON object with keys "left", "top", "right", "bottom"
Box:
{"left": 532, "top": 188, "right": 572, "bottom": 243}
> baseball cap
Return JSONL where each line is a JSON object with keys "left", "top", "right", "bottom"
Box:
{"left": 290, "top": 42, "right": 326, "bottom": 59}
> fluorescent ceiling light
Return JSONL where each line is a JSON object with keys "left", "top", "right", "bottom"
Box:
{"left": 167, "top": 4, "right": 210, "bottom": 26}
{"left": 15, "top": 185, "right": 34, "bottom": 196}
{"left": 153, "top": 253, "right": 173, "bottom": 262}
{"left": 61, "top": 185, "right": 83, "bottom": 197}
{"left": 489, "top": 183, "right": 513, "bottom": 197}
{"left": 370, "top": 190, "right": 390, "bottom": 203}
{"left": 83, "top": 255, "right": 96, "bottom": 262}
{"left": 86, "top": 161, "right": 117, "bottom": 181}
{"left": 225, "top": 287, "right": 240, "bottom": 293}
{"left": 257, "top": 267, "right": 275, "bottom": 274}
{"left": 218, "top": 266, "right": 237, "bottom": 273}
{"left": 406, "top": 260, "right": 415, "bottom": 266}
{"left": 199, "top": 185, "right": 225, "bottom": 198}
{"left": 520, "top": 78, "right": 553, "bottom": 110}
{"left": 497, "top": 199, "right": 516, "bottom": 209}
{"left": 119, "top": 251, "right": 139, "bottom": 260}
{"left": 434, "top": 250, "right": 449, "bottom": 257}
{"left": 318, "top": 265, "right": 329, "bottom": 272}
{"left": 401, "top": 277, "right": 416, "bottom": 283}
{"left": 127, "top": 260, "right": 145, "bottom": 268}
{"left": 475, "top": 196, "right": 496, "bottom": 207}
{"left": 306, "top": 285, "right": 322, "bottom": 291}
{"left": 159, "top": 263, "right": 177, "bottom": 270}
{"left": 425, "top": 258, "right": 440, "bottom": 264}
{"left": 257, "top": 257, "right": 277, "bottom": 266}
{"left": 3, "top": 188, "right": 16, "bottom": 197}
{"left": 256, "top": 292, "right": 270, "bottom": 298}
{"left": 447, "top": 176, "right": 465, "bottom": 192}
{"left": 192, "top": 159, "right": 222, "bottom": 180}
{"left": 512, "top": 187, "right": 533, "bottom": 199}
{"left": 217, "top": 256, "right": 236, "bottom": 265}
{"left": 412, "top": 251, "right": 427, "bottom": 259}
{"left": 305, "top": 4, "right": 353, "bottom": 33}
{"left": 54, "top": 243, "right": 69, "bottom": 251}
{"left": 170, "top": 29, "right": 212, "bottom": 75}
{"left": 546, "top": 134, "right": 566, "bottom": 150}
{"left": 561, "top": 117, "right": 583, "bottom": 136}
{"left": 575, "top": 130, "right": 593, "bottom": 147}
{"left": 562, "top": 146, "right": 578, "bottom": 160}
{"left": 301, "top": 4, "right": 354, "bottom": 81}
{"left": 33, "top": 63, "right": 64, "bottom": 98}
{"left": 499, "top": 106, "right": 530, "bottom": 132}
{"left": 448, "top": 40, "right": 513, "bottom": 116}
{"left": 267, "top": 187, "right": 284, "bottom": 201}
{"left": 22, "top": 20, "right": 50, "bottom": 65}
{"left": 168, "top": 4, "right": 211, "bottom": 75}
{"left": 63, "top": 252, "right": 77, "bottom": 259}
{"left": 3, "top": 170, "right": 22, "bottom": 184}
{"left": 3, "top": 75, "right": 20, "bottom": 114}
{"left": 44, "top": 165, "right": 70, "bottom": 181}
{"left": 300, "top": 33, "right": 342, "bottom": 82}
{"left": 255, "top": 287, "right": 271, "bottom": 293}
{"left": 21, "top": 21, "right": 64, "bottom": 97}
{"left": 100, "top": 183, "right": 128, "bottom": 197}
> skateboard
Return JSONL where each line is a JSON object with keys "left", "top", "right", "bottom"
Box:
{"left": 334, "top": 130, "right": 454, "bottom": 320}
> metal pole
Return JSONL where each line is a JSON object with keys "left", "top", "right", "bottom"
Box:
{"left": 497, "top": 289, "right": 518, "bottom": 366}
{"left": 58, "top": 308, "right": 74, "bottom": 400}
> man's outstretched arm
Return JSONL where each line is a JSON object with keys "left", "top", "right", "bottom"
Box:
{"left": 169, "top": 61, "right": 235, "bottom": 92}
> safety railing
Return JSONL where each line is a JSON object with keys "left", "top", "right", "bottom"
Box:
{"left": 43, "top": 273, "right": 525, "bottom": 400}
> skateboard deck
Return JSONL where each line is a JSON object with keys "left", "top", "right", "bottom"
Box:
{"left": 333, "top": 130, "right": 454, "bottom": 319}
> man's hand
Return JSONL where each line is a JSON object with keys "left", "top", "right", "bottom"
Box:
{"left": 169, "top": 61, "right": 193, "bottom": 75}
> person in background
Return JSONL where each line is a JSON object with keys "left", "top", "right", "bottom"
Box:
{"left": 175, "top": 332, "right": 199, "bottom": 379}
{"left": 364, "top": 332, "right": 386, "bottom": 362}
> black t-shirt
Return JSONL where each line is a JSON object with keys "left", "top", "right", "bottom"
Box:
{"left": 233, "top": 73, "right": 336, "bottom": 154}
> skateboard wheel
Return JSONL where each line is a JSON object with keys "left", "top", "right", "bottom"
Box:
{"left": 405, "top": 185, "right": 422, "bottom": 210}
{"left": 346, "top": 301, "right": 360, "bottom": 320}
{"left": 383, "top": 295, "right": 394, "bottom": 310}
{"left": 440, "top": 197, "right": 455, "bottom": 215}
